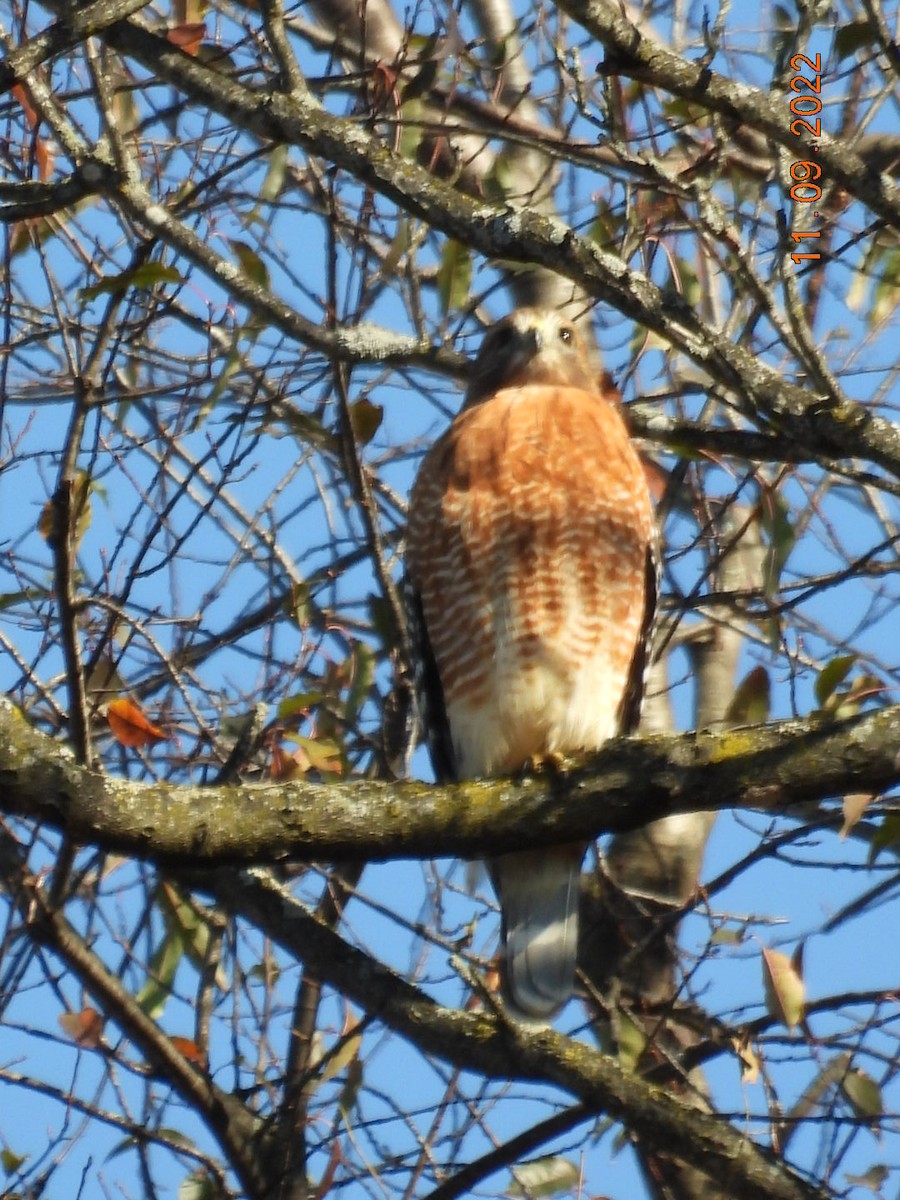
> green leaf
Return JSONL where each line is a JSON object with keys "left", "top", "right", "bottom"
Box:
{"left": 871, "top": 248, "right": 900, "bottom": 326}
{"left": 437, "top": 239, "right": 472, "bottom": 316}
{"left": 398, "top": 98, "right": 426, "bottom": 161}
{"left": 401, "top": 56, "right": 439, "bottom": 104}
{"left": 348, "top": 398, "right": 384, "bottom": 446}
{"left": 179, "top": 1170, "right": 224, "bottom": 1200}
{"left": 80, "top": 262, "right": 183, "bottom": 301}
{"left": 814, "top": 653, "right": 857, "bottom": 707}
{"left": 259, "top": 144, "right": 288, "bottom": 202}
{"left": 316, "top": 1027, "right": 363, "bottom": 1088}
{"left": 278, "top": 692, "right": 326, "bottom": 718}
{"left": 869, "top": 812, "right": 900, "bottom": 862}
{"left": 841, "top": 1068, "right": 883, "bottom": 1123}
{"left": 725, "top": 666, "right": 770, "bottom": 725}
{"left": 1, "top": 1148, "right": 28, "bottom": 1176}
{"left": 135, "top": 923, "right": 186, "bottom": 1019}
{"left": 290, "top": 733, "right": 345, "bottom": 775}
{"left": 507, "top": 1156, "right": 579, "bottom": 1198}
{"left": 284, "top": 581, "right": 313, "bottom": 628}
{"left": 281, "top": 409, "right": 338, "bottom": 452}
{"left": 344, "top": 641, "right": 375, "bottom": 726}
{"left": 158, "top": 883, "right": 218, "bottom": 979}
{"left": 0, "top": 587, "right": 49, "bottom": 611}
{"left": 338, "top": 1057, "right": 364, "bottom": 1117}
{"left": 711, "top": 926, "right": 744, "bottom": 945}
{"left": 834, "top": 20, "right": 875, "bottom": 59}
{"left": 382, "top": 218, "right": 413, "bottom": 277}
{"left": 106, "top": 1128, "right": 195, "bottom": 1162}
{"left": 845, "top": 1164, "right": 889, "bottom": 1192}
{"left": 615, "top": 1010, "right": 648, "bottom": 1072}
{"left": 759, "top": 492, "right": 795, "bottom": 598}
{"left": 228, "top": 239, "right": 270, "bottom": 290}
{"left": 484, "top": 151, "right": 517, "bottom": 203}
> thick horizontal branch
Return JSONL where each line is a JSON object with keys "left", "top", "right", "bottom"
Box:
{"left": 31, "top": 1, "right": 900, "bottom": 480}
{"left": 1, "top": 697, "right": 898, "bottom": 866}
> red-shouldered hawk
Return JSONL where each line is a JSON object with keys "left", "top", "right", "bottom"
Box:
{"left": 405, "top": 309, "right": 657, "bottom": 1019}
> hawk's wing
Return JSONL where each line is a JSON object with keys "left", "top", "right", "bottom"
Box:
{"left": 616, "top": 544, "right": 660, "bottom": 735}
{"left": 402, "top": 573, "right": 458, "bottom": 783}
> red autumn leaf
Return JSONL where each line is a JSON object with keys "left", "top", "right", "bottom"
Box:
{"left": 107, "top": 697, "right": 168, "bottom": 748}
{"left": 269, "top": 742, "right": 308, "bottom": 781}
{"left": 12, "top": 83, "right": 55, "bottom": 180}
{"left": 170, "top": 1036, "right": 205, "bottom": 1067}
{"left": 59, "top": 1007, "right": 104, "bottom": 1048}
{"left": 167, "top": 23, "right": 206, "bottom": 55}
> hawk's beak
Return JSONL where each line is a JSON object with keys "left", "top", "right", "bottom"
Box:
{"left": 517, "top": 326, "right": 542, "bottom": 361}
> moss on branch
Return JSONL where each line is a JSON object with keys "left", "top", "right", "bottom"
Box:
{"left": 1, "top": 696, "right": 898, "bottom": 867}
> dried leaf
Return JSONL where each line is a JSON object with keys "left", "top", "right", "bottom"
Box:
{"left": 640, "top": 455, "right": 669, "bottom": 505}
{"left": 731, "top": 1036, "right": 760, "bottom": 1085}
{"left": 270, "top": 742, "right": 308, "bottom": 780}
{"left": 167, "top": 23, "right": 206, "bottom": 55}
{"left": 107, "top": 697, "right": 168, "bottom": 748}
{"left": 59, "top": 1006, "right": 104, "bottom": 1048}
{"left": 170, "top": 1036, "right": 205, "bottom": 1067}
{"left": 293, "top": 734, "right": 345, "bottom": 777}
{"left": 841, "top": 793, "right": 875, "bottom": 838}
{"left": 12, "top": 83, "right": 54, "bottom": 180}
{"left": 38, "top": 471, "right": 93, "bottom": 548}
{"left": 762, "top": 945, "right": 805, "bottom": 1032}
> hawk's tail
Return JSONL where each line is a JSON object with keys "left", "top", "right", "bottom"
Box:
{"left": 490, "top": 847, "right": 582, "bottom": 1021}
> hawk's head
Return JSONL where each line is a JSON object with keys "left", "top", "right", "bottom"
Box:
{"left": 464, "top": 309, "right": 597, "bottom": 408}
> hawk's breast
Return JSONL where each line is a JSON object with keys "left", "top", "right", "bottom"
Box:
{"left": 407, "top": 384, "right": 654, "bottom": 778}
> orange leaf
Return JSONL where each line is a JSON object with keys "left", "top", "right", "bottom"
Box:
{"left": 12, "top": 83, "right": 54, "bottom": 181}
{"left": 170, "top": 1036, "right": 205, "bottom": 1067}
{"left": 167, "top": 22, "right": 206, "bottom": 55}
{"left": 59, "top": 1006, "right": 104, "bottom": 1048}
{"left": 269, "top": 742, "right": 308, "bottom": 780}
{"left": 107, "top": 697, "right": 168, "bottom": 747}
{"left": 11, "top": 84, "right": 38, "bottom": 131}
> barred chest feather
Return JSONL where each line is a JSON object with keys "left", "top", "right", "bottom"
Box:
{"left": 406, "top": 383, "right": 654, "bottom": 779}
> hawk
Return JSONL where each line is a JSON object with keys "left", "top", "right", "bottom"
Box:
{"left": 405, "top": 309, "right": 657, "bottom": 1018}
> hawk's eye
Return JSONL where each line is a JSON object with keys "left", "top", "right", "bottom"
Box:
{"left": 558, "top": 326, "right": 574, "bottom": 344}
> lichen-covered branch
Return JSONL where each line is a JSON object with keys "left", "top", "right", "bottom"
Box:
{"left": 1, "top": 696, "right": 897, "bottom": 867}
{"left": 215, "top": 868, "right": 831, "bottom": 1200}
